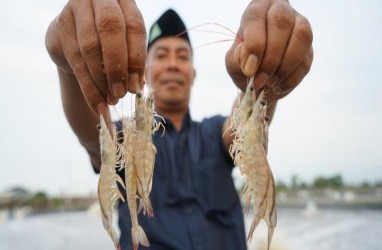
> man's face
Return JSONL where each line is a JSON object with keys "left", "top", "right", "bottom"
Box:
{"left": 146, "top": 37, "right": 195, "bottom": 112}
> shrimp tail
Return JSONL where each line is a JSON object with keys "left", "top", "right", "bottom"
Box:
{"left": 267, "top": 226, "right": 275, "bottom": 250}
{"left": 138, "top": 196, "right": 154, "bottom": 217}
{"left": 132, "top": 225, "right": 150, "bottom": 250}
{"left": 247, "top": 215, "right": 261, "bottom": 243}
{"left": 247, "top": 199, "right": 266, "bottom": 242}
{"left": 265, "top": 200, "right": 277, "bottom": 250}
{"left": 105, "top": 226, "right": 121, "bottom": 250}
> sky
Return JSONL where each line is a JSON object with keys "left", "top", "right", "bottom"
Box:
{"left": 0, "top": 0, "right": 381, "bottom": 196}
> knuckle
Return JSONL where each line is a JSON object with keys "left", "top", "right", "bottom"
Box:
{"left": 97, "top": 12, "right": 124, "bottom": 35}
{"left": 71, "top": 49, "right": 87, "bottom": 74}
{"left": 302, "top": 48, "right": 314, "bottom": 73}
{"left": 294, "top": 16, "right": 313, "bottom": 47}
{"left": 269, "top": 4, "right": 294, "bottom": 31}
{"left": 126, "top": 18, "right": 146, "bottom": 36}
{"left": 45, "top": 33, "right": 61, "bottom": 58}
{"left": 56, "top": 6, "right": 74, "bottom": 34}
{"left": 80, "top": 35, "right": 100, "bottom": 58}
{"left": 242, "top": 2, "right": 267, "bottom": 25}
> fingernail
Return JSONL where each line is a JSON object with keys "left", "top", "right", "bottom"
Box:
{"left": 112, "top": 82, "right": 125, "bottom": 98}
{"left": 129, "top": 73, "right": 140, "bottom": 93}
{"left": 266, "top": 76, "right": 279, "bottom": 88}
{"left": 108, "top": 95, "right": 118, "bottom": 105}
{"left": 272, "top": 83, "right": 287, "bottom": 95}
{"left": 97, "top": 102, "right": 108, "bottom": 116}
{"left": 253, "top": 72, "right": 269, "bottom": 89}
{"left": 243, "top": 54, "right": 258, "bottom": 76}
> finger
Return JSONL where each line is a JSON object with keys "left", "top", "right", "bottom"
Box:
{"left": 93, "top": 0, "right": 128, "bottom": 99}
{"left": 71, "top": 0, "right": 109, "bottom": 102}
{"left": 257, "top": 1, "right": 295, "bottom": 82}
{"left": 267, "top": 46, "right": 314, "bottom": 100}
{"left": 97, "top": 102, "right": 111, "bottom": 126}
{"left": 235, "top": 0, "right": 270, "bottom": 76}
{"left": 119, "top": 0, "right": 147, "bottom": 93}
{"left": 58, "top": 5, "right": 107, "bottom": 115}
{"left": 274, "top": 13, "right": 313, "bottom": 83}
{"left": 46, "top": 15, "right": 72, "bottom": 73}
{"left": 225, "top": 43, "right": 247, "bottom": 91}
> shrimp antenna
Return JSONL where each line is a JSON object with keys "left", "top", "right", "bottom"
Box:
{"left": 184, "top": 22, "right": 240, "bottom": 39}
{"left": 176, "top": 22, "right": 243, "bottom": 51}
{"left": 192, "top": 38, "right": 237, "bottom": 50}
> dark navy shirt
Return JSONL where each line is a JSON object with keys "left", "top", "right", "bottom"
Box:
{"left": 117, "top": 113, "right": 246, "bottom": 250}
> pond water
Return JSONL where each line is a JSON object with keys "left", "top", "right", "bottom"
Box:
{"left": 0, "top": 207, "right": 381, "bottom": 250}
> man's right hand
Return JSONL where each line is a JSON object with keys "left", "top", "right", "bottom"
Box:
{"left": 45, "top": 0, "right": 147, "bottom": 116}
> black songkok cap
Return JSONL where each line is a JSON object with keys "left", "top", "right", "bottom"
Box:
{"left": 147, "top": 9, "right": 191, "bottom": 50}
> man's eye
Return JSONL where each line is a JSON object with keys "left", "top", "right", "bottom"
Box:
{"left": 156, "top": 54, "right": 166, "bottom": 59}
{"left": 178, "top": 54, "right": 189, "bottom": 61}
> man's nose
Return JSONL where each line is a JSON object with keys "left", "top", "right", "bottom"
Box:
{"left": 166, "top": 55, "right": 178, "bottom": 70}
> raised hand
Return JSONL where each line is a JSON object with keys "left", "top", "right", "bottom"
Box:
{"left": 46, "top": 0, "right": 147, "bottom": 115}
{"left": 226, "top": 0, "right": 313, "bottom": 101}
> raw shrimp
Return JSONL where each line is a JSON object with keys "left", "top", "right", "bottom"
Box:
{"left": 98, "top": 115, "right": 126, "bottom": 250}
{"left": 229, "top": 89, "right": 277, "bottom": 247}
{"left": 133, "top": 90, "right": 157, "bottom": 217}
{"left": 122, "top": 116, "right": 150, "bottom": 249}
{"left": 240, "top": 91, "right": 270, "bottom": 240}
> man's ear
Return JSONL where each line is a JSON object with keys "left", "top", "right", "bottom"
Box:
{"left": 191, "top": 68, "right": 196, "bottom": 85}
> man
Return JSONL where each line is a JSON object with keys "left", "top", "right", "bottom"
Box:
{"left": 116, "top": 9, "right": 247, "bottom": 249}
{"left": 46, "top": 1, "right": 313, "bottom": 249}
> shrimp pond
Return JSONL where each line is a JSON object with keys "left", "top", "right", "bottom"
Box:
{"left": 0, "top": 207, "right": 381, "bottom": 250}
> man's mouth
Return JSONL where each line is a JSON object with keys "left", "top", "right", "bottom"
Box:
{"left": 161, "top": 79, "right": 183, "bottom": 86}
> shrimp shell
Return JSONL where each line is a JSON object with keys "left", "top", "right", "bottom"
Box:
{"left": 122, "top": 116, "right": 150, "bottom": 249}
{"left": 98, "top": 115, "right": 126, "bottom": 250}
{"left": 229, "top": 88, "right": 277, "bottom": 246}
{"left": 133, "top": 89, "right": 157, "bottom": 217}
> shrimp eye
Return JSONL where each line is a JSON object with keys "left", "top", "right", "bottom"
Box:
{"left": 137, "top": 93, "right": 142, "bottom": 98}
{"left": 264, "top": 116, "right": 270, "bottom": 122}
{"left": 250, "top": 87, "right": 254, "bottom": 91}
{"left": 260, "top": 100, "right": 266, "bottom": 106}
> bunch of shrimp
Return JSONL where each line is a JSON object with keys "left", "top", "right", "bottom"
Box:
{"left": 97, "top": 86, "right": 164, "bottom": 250}
{"left": 228, "top": 78, "right": 277, "bottom": 250}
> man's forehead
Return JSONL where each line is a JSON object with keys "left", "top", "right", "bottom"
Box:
{"left": 149, "top": 37, "right": 192, "bottom": 53}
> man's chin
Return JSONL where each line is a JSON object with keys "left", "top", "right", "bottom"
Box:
{"left": 164, "top": 99, "right": 184, "bottom": 107}
{"left": 156, "top": 98, "right": 186, "bottom": 110}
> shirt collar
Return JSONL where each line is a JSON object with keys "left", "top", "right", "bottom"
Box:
{"left": 156, "top": 109, "right": 192, "bottom": 132}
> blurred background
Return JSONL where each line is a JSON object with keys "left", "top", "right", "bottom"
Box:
{"left": 1, "top": 0, "right": 381, "bottom": 249}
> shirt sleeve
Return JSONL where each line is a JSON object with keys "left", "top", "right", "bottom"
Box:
{"left": 200, "top": 115, "right": 234, "bottom": 166}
